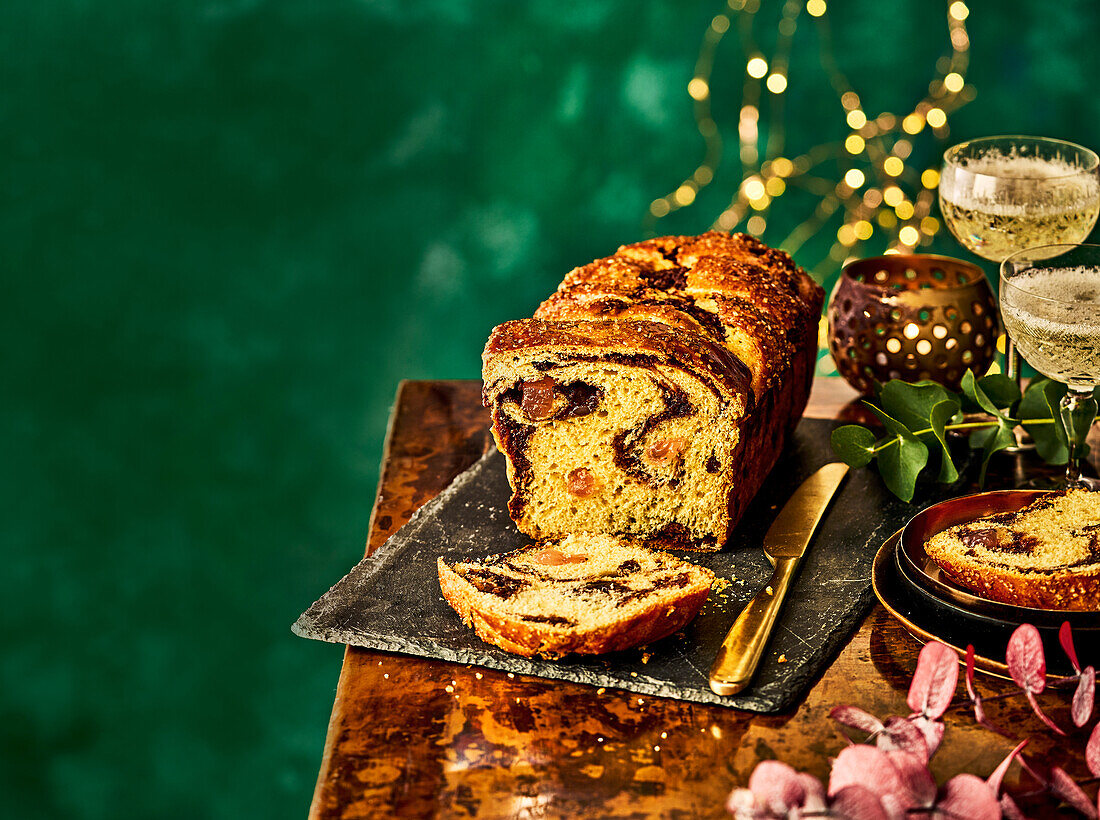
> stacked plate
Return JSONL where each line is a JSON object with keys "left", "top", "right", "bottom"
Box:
{"left": 872, "top": 490, "right": 1100, "bottom": 677}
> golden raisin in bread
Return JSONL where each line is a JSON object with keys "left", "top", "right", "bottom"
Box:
{"left": 482, "top": 231, "right": 823, "bottom": 550}
{"left": 437, "top": 534, "right": 715, "bottom": 658}
{"left": 924, "top": 489, "right": 1100, "bottom": 611}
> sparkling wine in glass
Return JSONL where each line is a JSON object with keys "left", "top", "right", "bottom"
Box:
{"left": 939, "top": 136, "right": 1100, "bottom": 380}
{"left": 1000, "top": 244, "right": 1100, "bottom": 489}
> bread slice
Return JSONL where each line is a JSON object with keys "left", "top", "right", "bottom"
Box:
{"left": 437, "top": 534, "right": 715, "bottom": 658}
{"left": 924, "top": 489, "right": 1100, "bottom": 611}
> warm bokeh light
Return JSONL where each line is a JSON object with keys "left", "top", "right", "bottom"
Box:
{"left": 688, "top": 78, "right": 709, "bottom": 100}
{"left": 943, "top": 72, "right": 965, "bottom": 93}
{"left": 845, "top": 134, "right": 865, "bottom": 154}
{"left": 883, "top": 157, "right": 905, "bottom": 177}
{"left": 921, "top": 168, "right": 941, "bottom": 189}
{"left": 949, "top": 1, "right": 969, "bottom": 21}
{"left": 846, "top": 110, "right": 867, "bottom": 129}
{"left": 771, "top": 157, "right": 794, "bottom": 177}
{"left": 742, "top": 177, "right": 766, "bottom": 200}
{"left": 926, "top": 107, "right": 947, "bottom": 128}
{"left": 844, "top": 168, "right": 866, "bottom": 188}
{"left": 902, "top": 114, "right": 924, "bottom": 134}
{"left": 766, "top": 72, "right": 788, "bottom": 93}
{"left": 883, "top": 186, "right": 904, "bottom": 207}
{"left": 806, "top": 0, "right": 827, "bottom": 17}
{"left": 746, "top": 56, "right": 768, "bottom": 78}
{"left": 899, "top": 225, "right": 921, "bottom": 245}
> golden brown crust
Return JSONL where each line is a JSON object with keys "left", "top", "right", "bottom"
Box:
{"left": 548, "top": 231, "right": 821, "bottom": 400}
{"left": 931, "top": 560, "right": 1100, "bottom": 611}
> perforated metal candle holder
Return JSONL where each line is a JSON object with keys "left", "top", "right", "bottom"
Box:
{"left": 827, "top": 254, "right": 998, "bottom": 394}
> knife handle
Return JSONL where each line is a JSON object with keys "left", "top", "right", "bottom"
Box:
{"left": 708, "top": 556, "right": 799, "bottom": 697}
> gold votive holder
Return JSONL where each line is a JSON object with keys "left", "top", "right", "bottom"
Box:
{"left": 827, "top": 254, "right": 998, "bottom": 394}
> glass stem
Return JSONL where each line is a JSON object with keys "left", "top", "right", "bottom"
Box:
{"left": 1004, "top": 335, "right": 1020, "bottom": 383}
{"left": 1060, "top": 388, "right": 1097, "bottom": 486}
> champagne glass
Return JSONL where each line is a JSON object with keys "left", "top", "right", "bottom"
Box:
{"left": 1000, "top": 244, "right": 1100, "bottom": 489}
{"left": 939, "top": 136, "right": 1100, "bottom": 381}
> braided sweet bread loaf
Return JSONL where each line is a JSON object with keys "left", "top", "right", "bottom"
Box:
{"left": 482, "top": 232, "right": 823, "bottom": 551}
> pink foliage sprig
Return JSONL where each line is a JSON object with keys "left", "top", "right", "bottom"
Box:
{"left": 727, "top": 622, "right": 1100, "bottom": 819}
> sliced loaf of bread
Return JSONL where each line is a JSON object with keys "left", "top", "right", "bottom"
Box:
{"left": 923, "top": 489, "right": 1100, "bottom": 611}
{"left": 437, "top": 533, "right": 715, "bottom": 658}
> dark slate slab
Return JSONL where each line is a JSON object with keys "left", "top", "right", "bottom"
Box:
{"left": 293, "top": 418, "right": 955, "bottom": 712}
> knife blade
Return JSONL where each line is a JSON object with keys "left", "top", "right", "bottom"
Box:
{"left": 708, "top": 462, "right": 849, "bottom": 696}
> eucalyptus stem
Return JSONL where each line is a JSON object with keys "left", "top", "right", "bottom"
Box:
{"left": 868, "top": 417, "right": 1055, "bottom": 455}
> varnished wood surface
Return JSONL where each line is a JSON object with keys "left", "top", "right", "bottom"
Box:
{"left": 307, "top": 378, "right": 1097, "bottom": 819}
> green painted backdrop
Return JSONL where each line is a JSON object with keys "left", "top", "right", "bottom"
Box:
{"left": 5, "top": 1, "right": 1099, "bottom": 817}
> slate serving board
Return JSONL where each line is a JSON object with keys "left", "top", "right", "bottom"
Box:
{"left": 293, "top": 417, "right": 955, "bottom": 713}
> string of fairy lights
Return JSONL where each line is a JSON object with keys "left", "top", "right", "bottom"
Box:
{"left": 644, "top": 0, "right": 976, "bottom": 282}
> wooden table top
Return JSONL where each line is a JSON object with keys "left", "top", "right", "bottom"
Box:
{"left": 307, "top": 377, "right": 1097, "bottom": 819}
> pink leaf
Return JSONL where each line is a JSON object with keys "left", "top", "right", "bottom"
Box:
{"left": 908, "top": 715, "right": 946, "bottom": 757}
{"left": 1087, "top": 722, "right": 1100, "bottom": 778}
{"left": 828, "top": 785, "right": 890, "bottom": 820}
{"left": 747, "top": 759, "right": 826, "bottom": 815}
{"left": 889, "top": 750, "right": 937, "bottom": 807}
{"left": 908, "top": 641, "right": 959, "bottom": 719}
{"left": 934, "top": 773, "right": 1000, "bottom": 819}
{"left": 1025, "top": 690, "right": 1066, "bottom": 736}
{"left": 986, "top": 740, "right": 1027, "bottom": 796}
{"left": 877, "top": 717, "right": 930, "bottom": 762}
{"left": 1006, "top": 624, "right": 1046, "bottom": 694}
{"left": 1059, "top": 621, "right": 1082, "bottom": 673}
{"left": 1073, "top": 667, "right": 1096, "bottom": 727}
{"left": 1049, "top": 766, "right": 1097, "bottom": 819}
{"left": 831, "top": 705, "right": 886, "bottom": 736}
{"left": 999, "top": 794, "right": 1026, "bottom": 820}
{"left": 828, "top": 746, "right": 906, "bottom": 802}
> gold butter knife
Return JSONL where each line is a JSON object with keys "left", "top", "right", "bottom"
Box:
{"left": 709, "top": 462, "right": 849, "bottom": 697}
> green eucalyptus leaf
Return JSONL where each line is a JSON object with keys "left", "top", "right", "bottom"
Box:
{"left": 928, "top": 399, "right": 960, "bottom": 484}
{"left": 875, "top": 381, "right": 961, "bottom": 486}
{"left": 976, "top": 373, "right": 1021, "bottom": 410}
{"left": 865, "top": 404, "right": 929, "bottom": 502}
{"left": 1019, "top": 378, "right": 1068, "bottom": 464}
{"left": 961, "top": 370, "right": 1009, "bottom": 421}
{"left": 831, "top": 425, "right": 878, "bottom": 468}
{"left": 878, "top": 380, "right": 961, "bottom": 433}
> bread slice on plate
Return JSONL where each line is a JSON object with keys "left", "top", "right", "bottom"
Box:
{"left": 437, "top": 533, "right": 715, "bottom": 659}
{"left": 923, "top": 488, "right": 1100, "bottom": 611}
